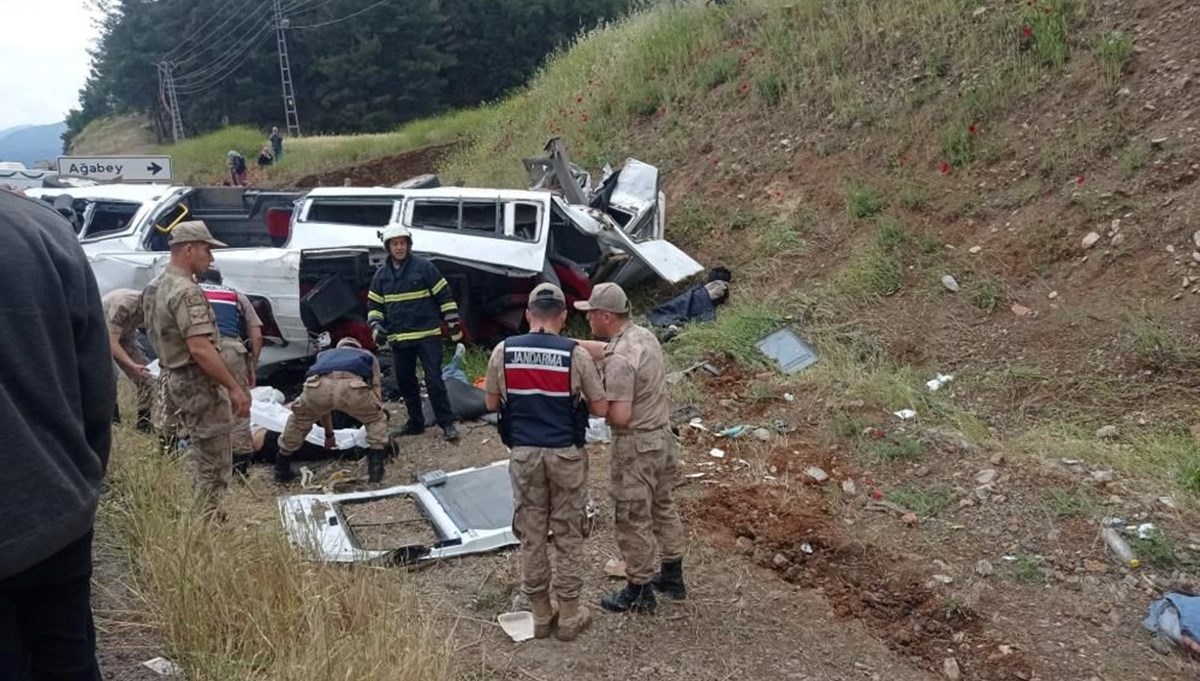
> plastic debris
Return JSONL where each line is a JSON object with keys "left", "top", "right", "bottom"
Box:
{"left": 1137, "top": 523, "right": 1159, "bottom": 540}
{"left": 893, "top": 409, "right": 918, "bottom": 420}
{"left": 717, "top": 425, "right": 749, "bottom": 439}
{"left": 783, "top": 392, "right": 796, "bottom": 402}
{"left": 683, "top": 472, "right": 706, "bottom": 479}
{"left": 687, "top": 417, "right": 708, "bottom": 432}
{"left": 709, "top": 448, "right": 726, "bottom": 459}
{"left": 497, "top": 612, "right": 535, "bottom": 642}
{"left": 142, "top": 657, "right": 182, "bottom": 676}
{"left": 800, "top": 542, "right": 814, "bottom": 554}
{"left": 756, "top": 327, "right": 819, "bottom": 373}
{"left": 926, "top": 373, "right": 954, "bottom": 391}
{"left": 1101, "top": 527, "right": 1140, "bottom": 568}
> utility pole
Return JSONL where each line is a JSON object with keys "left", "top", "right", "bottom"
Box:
{"left": 273, "top": 0, "right": 301, "bottom": 137}
{"left": 157, "top": 61, "right": 186, "bottom": 143}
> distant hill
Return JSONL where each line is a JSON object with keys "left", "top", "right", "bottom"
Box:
{"left": 0, "top": 122, "right": 67, "bottom": 166}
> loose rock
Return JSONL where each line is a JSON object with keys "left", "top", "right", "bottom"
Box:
{"left": 989, "top": 452, "right": 1005, "bottom": 466}
{"left": 943, "top": 658, "right": 962, "bottom": 681}
{"left": 773, "top": 553, "right": 790, "bottom": 568}
{"left": 842, "top": 479, "right": 857, "bottom": 496}
{"left": 975, "top": 469, "right": 999, "bottom": 485}
{"left": 941, "top": 275, "right": 960, "bottom": 292}
{"left": 735, "top": 536, "right": 755, "bottom": 555}
{"left": 1111, "top": 233, "right": 1126, "bottom": 247}
{"left": 969, "top": 245, "right": 982, "bottom": 254}
{"left": 752, "top": 427, "right": 772, "bottom": 442}
{"left": 805, "top": 466, "right": 830, "bottom": 483}
{"left": 902, "top": 512, "right": 919, "bottom": 526}
{"left": 975, "top": 559, "right": 995, "bottom": 577}
{"left": 1096, "top": 425, "right": 1119, "bottom": 439}
{"left": 1193, "top": 230, "right": 1200, "bottom": 249}
{"left": 1082, "top": 232, "right": 1101, "bottom": 249}
{"left": 932, "top": 574, "right": 954, "bottom": 584}
{"left": 1092, "top": 470, "right": 1115, "bottom": 483}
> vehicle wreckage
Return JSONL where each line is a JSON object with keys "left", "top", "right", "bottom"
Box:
{"left": 25, "top": 140, "right": 702, "bottom": 375}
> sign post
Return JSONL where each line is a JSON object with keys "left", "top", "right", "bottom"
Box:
{"left": 57, "top": 155, "right": 173, "bottom": 183}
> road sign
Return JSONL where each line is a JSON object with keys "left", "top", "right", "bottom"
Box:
{"left": 57, "top": 155, "right": 173, "bottom": 183}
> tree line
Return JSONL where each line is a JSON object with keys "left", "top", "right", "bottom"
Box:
{"left": 66, "top": 0, "right": 633, "bottom": 147}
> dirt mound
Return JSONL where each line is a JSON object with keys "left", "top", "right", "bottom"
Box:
{"left": 292, "top": 142, "right": 460, "bottom": 189}
{"left": 691, "top": 481, "right": 1037, "bottom": 681}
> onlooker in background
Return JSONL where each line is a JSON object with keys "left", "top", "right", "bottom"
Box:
{"left": 226, "top": 150, "right": 248, "bottom": 187}
{"left": 0, "top": 191, "right": 114, "bottom": 679}
{"left": 257, "top": 145, "right": 274, "bottom": 168}
{"left": 270, "top": 126, "right": 284, "bottom": 160}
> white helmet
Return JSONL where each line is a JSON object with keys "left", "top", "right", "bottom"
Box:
{"left": 380, "top": 224, "right": 411, "bottom": 245}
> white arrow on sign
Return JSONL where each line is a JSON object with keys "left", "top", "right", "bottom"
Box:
{"left": 57, "top": 155, "right": 173, "bottom": 183}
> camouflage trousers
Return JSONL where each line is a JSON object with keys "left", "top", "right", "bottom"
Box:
{"left": 509, "top": 446, "right": 588, "bottom": 600}
{"left": 116, "top": 339, "right": 152, "bottom": 414}
{"left": 162, "top": 363, "right": 234, "bottom": 515}
{"left": 610, "top": 428, "right": 685, "bottom": 584}
{"left": 279, "top": 373, "right": 388, "bottom": 454}
{"left": 217, "top": 337, "right": 255, "bottom": 455}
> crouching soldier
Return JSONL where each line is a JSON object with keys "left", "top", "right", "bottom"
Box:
{"left": 484, "top": 284, "right": 608, "bottom": 641}
{"left": 275, "top": 337, "right": 389, "bottom": 483}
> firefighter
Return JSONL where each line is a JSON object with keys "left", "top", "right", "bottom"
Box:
{"left": 367, "top": 225, "right": 462, "bottom": 441}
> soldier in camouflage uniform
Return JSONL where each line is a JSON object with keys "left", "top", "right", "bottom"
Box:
{"left": 102, "top": 288, "right": 153, "bottom": 432}
{"left": 485, "top": 284, "right": 608, "bottom": 641}
{"left": 575, "top": 283, "right": 687, "bottom": 614}
{"left": 142, "top": 221, "right": 251, "bottom": 517}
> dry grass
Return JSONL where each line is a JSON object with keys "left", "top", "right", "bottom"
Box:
{"left": 98, "top": 422, "right": 452, "bottom": 681}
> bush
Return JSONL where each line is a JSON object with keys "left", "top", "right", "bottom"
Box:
{"left": 1095, "top": 31, "right": 1134, "bottom": 84}
{"left": 755, "top": 74, "right": 785, "bottom": 105}
{"left": 846, "top": 182, "right": 885, "bottom": 219}
{"left": 693, "top": 54, "right": 740, "bottom": 90}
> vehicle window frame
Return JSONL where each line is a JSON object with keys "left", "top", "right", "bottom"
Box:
{"left": 78, "top": 199, "right": 142, "bottom": 242}
{"left": 405, "top": 197, "right": 542, "bottom": 243}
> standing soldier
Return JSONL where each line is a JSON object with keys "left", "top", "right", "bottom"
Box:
{"left": 198, "top": 268, "right": 263, "bottom": 473}
{"left": 575, "top": 283, "right": 687, "bottom": 614}
{"left": 274, "top": 337, "right": 390, "bottom": 483}
{"left": 142, "top": 221, "right": 251, "bottom": 517}
{"left": 102, "top": 287, "right": 153, "bottom": 432}
{"left": 484, "top": 284, "right": 607, "bottom": 641}
{"left": 368, "top": 224, "right": 462, "bottom": 441}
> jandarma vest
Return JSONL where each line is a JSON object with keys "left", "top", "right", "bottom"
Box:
{"left": 199, "top": 283, "right": 242, "bottom": 339}
{"left": 502, "top": 332, "right": 587, "bottom": 448}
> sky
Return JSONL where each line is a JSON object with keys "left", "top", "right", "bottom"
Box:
{"left": 0, "top": 0, "right": 100, "bottom": 130}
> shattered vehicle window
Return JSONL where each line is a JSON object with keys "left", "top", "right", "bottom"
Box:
{"left": 307, "top": 199, "right": 395, "bottom": 226}
{"left": 512, "top": 202, "right": 538, "bottom": 241}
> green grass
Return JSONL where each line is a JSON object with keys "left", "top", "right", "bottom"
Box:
{"left": 666, "top": 302, "right": 786, "bottom": 367}
{"left": 755, "top": 74, "right": 786, "bottom": 106}
{"left": 1008, "top": 554, "right": 1046, "bottom": 584}
{"left": 972, "top": 280, "right": 1000, "bottom": 312}
{"left": 1095, "top": 31, "right": 1134, "bottom": 84}
{"left": 874, "top": 215, "right": 908, "bottom": 252}
{"left": 1043, "top": 487, "right": 1097, "bottom": 518}
{"left": 1020, "top": 0, "right": 1080, "bottom": 68}
{"left": 918, "top": 233, "right": 942, "bottom": 254}
{"left": 846, "top": 182, "right": 886, "bottom": 219}
{"left": 870, "top": 434, "right": 924, "bottom": 462}
{"left": 940, "top": 123, "right": 975, "bottom": 168}
{"left": 887, "top": 485, "right": 951, "bottom": 517}
{"left": 835, "top": 246, "right": 902, "bottom": 298}
{"left": 899, "top": 181, "right": 932, "bottom": 211}
{"left": 694, "top": 54, "right": 740, "bottom": 90}
{"left": 1132, "top": 528, "right": 1183, "bottom": 570}
{"left": 1119, "top": 140, "right": 1152, "bottom": 178}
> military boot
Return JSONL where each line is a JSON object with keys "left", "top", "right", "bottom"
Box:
{"left": 649, "top": 559, "right": 688, "bottom": 600}
{"left": 274, "top": 454, "right": 295, "bottom": 483}
{"left": 366, "top": 448, "right": 386, "bottom": 483}
{"left": 530, "top": 592, "right": 557, "bottom": 639}
{"left": 599, "top": 581, "right": 656, "bottom": 614}
{"left": 232, "top": 453, "right": 253, "bottom": 477}
{"left": 136, "top": 407, "right": 154, "bottom": 433}
{"left": 556, "top": 598, "right": 591, "bottom": 641}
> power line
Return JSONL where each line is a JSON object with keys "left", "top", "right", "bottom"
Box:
{"left": 289, "top": 0, "right": 391, "bottom": 29}
{"left": 173, "top": 21, "right": 275, "bottom": 93}
{"left": 172, "top": 16, "right": 274, "bottom": 85}
{"left": 159, "top": 0, "right": 266, "bottom": 64}
{"left": 170, "top": 3, "right": 272, "bottom": 72}
{"left": 282, "top": 0, "right": 339, "bottom": 15}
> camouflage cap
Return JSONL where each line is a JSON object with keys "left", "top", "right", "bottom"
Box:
{"left": 168, "top": 220, "right": 227, "bottom": 248}
{"left": 528, "top": 282, "right": 566, "bottom": 307}
{"left": 573, "top": 282, "right": 629, "bottom": 314}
